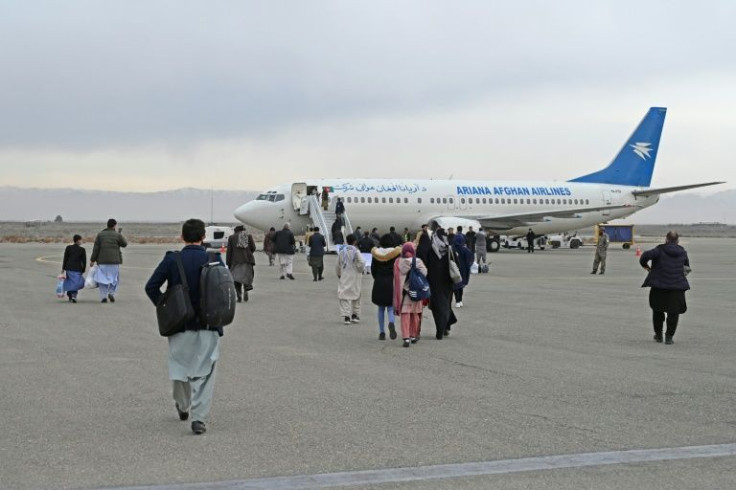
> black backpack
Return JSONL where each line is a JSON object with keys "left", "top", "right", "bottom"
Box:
{"left": 199, "top": 253, "right": 237, "bottom": 328}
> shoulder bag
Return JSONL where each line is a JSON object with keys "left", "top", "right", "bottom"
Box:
{"left": 447, "top": 246, "right": 463, "bottom": 285}
{"left": 156, "top": 252, "right": 195, "bottom": 337}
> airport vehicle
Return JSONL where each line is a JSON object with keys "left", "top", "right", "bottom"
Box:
{"left": 596, "top": 224, "right": 635, "bottom": 249}
{"left": 547, "top": 232, "right": 584, "bottom": 249}
{"left": 234, "top": 108, "right": 723, "bottom": 252}
{"left": 203, "top": 225, "right": 233, "bottom": 249}
{"left": 501, "top": 235, "right": 546, "bottom": 250}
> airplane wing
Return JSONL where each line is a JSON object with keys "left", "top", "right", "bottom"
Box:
{"left": 472, "top": 204, "right": 636, "bottom": 231}
{"left": 631, "top": 182, "right": 725, "bottom": 197}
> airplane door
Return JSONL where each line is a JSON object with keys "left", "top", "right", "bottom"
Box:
{"left": 602, "top": 190, "right": 612, "bottom": 216}
{"left": 291, "top": 182, "right": 308, "bottom": 211}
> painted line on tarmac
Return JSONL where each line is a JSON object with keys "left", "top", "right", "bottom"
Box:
{"left": 105, "top": 442, "right": 736, "bottom": 490}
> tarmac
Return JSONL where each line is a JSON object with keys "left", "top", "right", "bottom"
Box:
{"left": 1, "top": 237, "right": 735, "bottom": 490}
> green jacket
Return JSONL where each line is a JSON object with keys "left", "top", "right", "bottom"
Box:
{"left": 91, "top": 228, "right": 128, "bottom": 264}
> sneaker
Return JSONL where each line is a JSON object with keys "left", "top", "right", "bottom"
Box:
{"left": 351, "top": 314, "right": 360, "bottom": 323}
{"left": 287, "top": 274, "right": 295, "bottom": 280}
{"left": 280, "top": 276, "right": 285, "bottom": 280}
{"left": 70, "top": 298, "right": 77, "bottom": 303}
{"left": 653, "top": 334, "right": 663, "bottom": 343}
{"left": 590, "top": 271, "right": 597, "bottom": 274}
{"left": 455, "top": 301, "right": 463, "bottom": 308}
{"left": 435, "top": 333, "right": 443, "bottom": 340}
{"left": 313, "top": 278, "right": 318, "bottom": 282}
{"left": 237, "top": 297, "right": 242, "bottom": 303}
{"left": 318, "top": 276, "right": 324, "bottom": 281}
{"left": 599, "top": 271, "right": 605, "bottom": 275}
{"left": 388, "top": 322, "right": 397, "bottom": 340}
{"left": 444, "top": 329, "right": 451, "bottom": 337}
{"left": 175, "top": 403, "right": 189, "bottom": 421}
{"left": 344, "top": 317, "right": 351, "bottom": 325}
{"left": 403, "top": 339, "right": 411, "bottom": 348}
{"left": 665, "top": 336, "right": 674, "bottom": 345}
{"left": 191, "top": 420, "right": 206, "bottom": 434}
{"left": 379, "top": 332, "right": 386, "bottom": 341}
{"left": 101, "top": 298, "right": 108, "bottom": 303}
{"left": 108, "top": 294, "right": 115, "bottom": 303}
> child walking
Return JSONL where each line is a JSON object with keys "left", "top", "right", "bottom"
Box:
{"left": 393, "top": 242, "right": 428, "bottom": 347}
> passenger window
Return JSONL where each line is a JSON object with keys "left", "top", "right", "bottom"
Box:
{"left": 430, "top": 198, "right": 435, "bottom": 204}
{"left": 513, "top": 199, "right": 518, "bottom": 204}
{"left": 361, "top": 197, "right": 365, "bottom": 203}
{"left": 482, "top": 198, "right": 487, "bottom": 204}
{"left": 417, "top": 198, "right": 422, "bottom": 204}
{"left": 404, "top": 198, "right": 408, "bottom": 203}
{"left": 388, "top": 197, "right": 392, "bottom": 203}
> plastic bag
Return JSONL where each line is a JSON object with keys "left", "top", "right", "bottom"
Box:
{"left": 56, "top": 275, "right": 65, "bottom": 298}
{"left": 85, "top": 265, "right": 99, "bottom": 289}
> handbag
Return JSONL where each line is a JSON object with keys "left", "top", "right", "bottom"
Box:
{"left": 447, "top": 247, "right": 463, "bottom": 285}
{"left": 156, "top": 252, "right": 195, "bottom": 337}
{"left": 683, "top": 264, "right": 692, "bottom": 277}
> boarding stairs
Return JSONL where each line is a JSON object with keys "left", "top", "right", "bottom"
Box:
{"left": 302, "top": 195, "right": 354, "bottom": 252}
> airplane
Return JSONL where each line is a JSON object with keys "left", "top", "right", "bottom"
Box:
{"left": 234, "top": 107, "right": 723, "bottom": 252}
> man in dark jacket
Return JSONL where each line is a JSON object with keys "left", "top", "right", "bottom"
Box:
{"left": 226, "top": 225, "right": 256, "bottom": 302}
{"left": 388, "top": 226, "right": 403, "bottom": 247}
{"left": 308, "top": 226, "right": 327, "bottom": 281}
{"left": 263, "top": 227, "right": 276, "bottom": 266}
{"left": 357, "top": 231, "right": 375, "bottom": 254}
{"left": 331, "top": 218, "right": 344, "bottom": 245}
{"left": 145, "top": 218, "right": 224, "bottom": 435}
{"left": 90, "top": 218, "right": 127, "bottom": 303}
{"left": 639, "top": 231, "right": 691, "bottom": 345}
{"left": 273, "top": 223, "right": 296, "bottom": 280}
{"left": 526, "top": 228, "right": 535, "bottom": 253}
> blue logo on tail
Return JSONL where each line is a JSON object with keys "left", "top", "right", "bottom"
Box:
{"left": 569, "top": 107, "right": 666, "bottom": 187}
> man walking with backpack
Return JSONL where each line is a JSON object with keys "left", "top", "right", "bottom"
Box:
{"left": 145, "top": 219, "right": 227, "bottom": 435}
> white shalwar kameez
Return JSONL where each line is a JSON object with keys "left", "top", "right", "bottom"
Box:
{"left": 168, "top": 330, "right": 220, "bottom": 423}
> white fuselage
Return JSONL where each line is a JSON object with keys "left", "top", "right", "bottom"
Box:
{"left": 234, "top": 179, "right": 660, "bottom": 236}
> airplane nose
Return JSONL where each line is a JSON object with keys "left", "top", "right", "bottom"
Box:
{"left": 234, "top": 201, "right": 258, "bottom": 225}
{"left": 234, "top": 200, "right": 271, "bottom": 231}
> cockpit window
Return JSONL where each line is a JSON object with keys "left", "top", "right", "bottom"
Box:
{"left": 274, "top": 194, "right": 285, "bottom": 202}
{"left": 256, "top": 194, "right": 269, "bottom": 200}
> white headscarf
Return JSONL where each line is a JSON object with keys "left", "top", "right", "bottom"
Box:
{"left": 432, "top": 231, "right": 448, "bottom": 259}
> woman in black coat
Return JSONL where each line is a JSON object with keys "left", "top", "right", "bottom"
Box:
{"left": 639, "top": 231, "right": 690, "bottom": 345}
{"left": 371, "top": 234, "right": 401, "bottom": 341}
{"left": 418, "top": 228, "right": 457, "bottom": 339}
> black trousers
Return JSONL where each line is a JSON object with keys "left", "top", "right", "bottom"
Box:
{"left": 653, "top": 311, "right": 679, "bottom": 337}
{"left": 453, "top": 288, "right": 464, "bottom": 302}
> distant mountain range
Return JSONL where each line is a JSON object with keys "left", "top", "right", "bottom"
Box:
{"left": 1, "top": 186, "right": 734, "bottom": 225}
{"left": 0, "top": 187, "right": 258, "bottom": 223}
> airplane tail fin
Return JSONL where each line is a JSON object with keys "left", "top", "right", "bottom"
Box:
{"left": 569, "top": 107, "right": 667, "bottom": 187}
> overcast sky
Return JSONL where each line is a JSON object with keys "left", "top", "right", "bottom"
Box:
{"left": 1, "top": 1, "right": 734, "bottom": 194}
